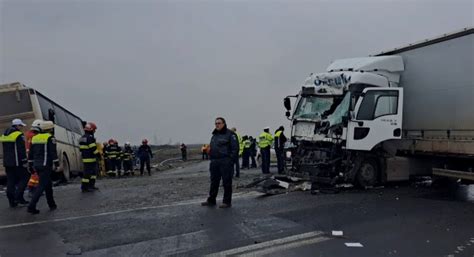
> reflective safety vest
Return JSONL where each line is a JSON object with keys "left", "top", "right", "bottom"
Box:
{"left": 258, "top": 132, "right": 273, "bottom": 148}
{"left": 0, "top": 130, "right": 26, "bottom": 167}
{"left": 79, "top": 133, "right": 98, "bottom": 163}
{"left": 30, "top": 132, "right": 59, "bottom": 168}
{"left": 236, "top": 133, "right": 243, "bottom": 156}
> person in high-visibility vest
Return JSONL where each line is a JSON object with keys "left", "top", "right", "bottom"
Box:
{"left": 0, "top": 119, "right": 29, "bottom": 207}
{"left": 122, "top": 142, "right": 135, "bottom": 176}
{"left": 25, "top": 120, "right": 43, "bottom": 198}
{"left": 241, "top": 135, "right": 251, "bottom": 169}
{"left": 79, "top": 122, "right": 99, "bottom": 192}
{"left": 274, "top": 126, "right": 287, "bottom": 174}
{"left": 27, "top": 121, "right": 58, "bottom": 214}
{"left": 230, "top": 127, "right": 243, "bottom": 178}
{"left": 258, "top": 127, "right": 273, "bottom": 174}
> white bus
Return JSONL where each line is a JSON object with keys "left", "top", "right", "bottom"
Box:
{"left": 0, "top": 82, "right": 84, "bottom": 181}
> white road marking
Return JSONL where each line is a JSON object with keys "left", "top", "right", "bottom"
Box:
{"left": 206, "top": 231, "right": 329, "bottom": 257}
{"left": 0, "top": 191, "right": 263, "bottom": 230}
{"left": 237, "top": 236, "right": 330, "bottom": 257}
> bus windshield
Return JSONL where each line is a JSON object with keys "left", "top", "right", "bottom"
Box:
{"left": 0, "top": 90, "right": 32, "bottom": 116}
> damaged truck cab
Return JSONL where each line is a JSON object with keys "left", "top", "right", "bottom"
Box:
{"left": 284, "top": 28, "right": 474, "bottom": 187}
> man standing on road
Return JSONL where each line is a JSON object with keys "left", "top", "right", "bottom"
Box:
{"left": 202, "top": 117, "right": 239, "bottom": 208}
{"left": 241, "top": 135, "right": 251, "bottom": 169}
{"left": 27, "top": 121, "right": 58, "bottom": 214}
{"left": 274, "top": 126, "right": 287, "bottom": 174}
{"left": 122, "top": 142, "right": 135, "bottom": 176}
{"left": 79, "top": 122, "right": 99, "bottom": 192}
{"left": 138, "top": 139, "right": 153, "bottom": 176}
{"left": 230, "top": 127, "right": 242, "bottom": 178}
{"left": 258, "top": 127, "right": 273, "bottom": 174}
{"left": 180, "top": 143, "right": 187, "bottom": 161}
{"left": 249, "top": 136, "right": 257, "bottom": 168}
{"left": 0, "top": 119, "right": 29, "bottom": 207}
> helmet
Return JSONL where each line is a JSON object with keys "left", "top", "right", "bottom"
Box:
{"left": 108, "top": 138, "right": 115, "bottom": 145}
{"left": 125, "top": 142, "right": 130, "bottom": 147}
{"left": 84, "top": 122, "right": 97, "bottom": 132}
{"left": 142, "top": 139, "right": 148, "bottom": 145}
{"left": 32, "top": 119, "right": 43, "bottom": 128}
{"left": 39, "top": 121, "right": 54, "bottom": 131}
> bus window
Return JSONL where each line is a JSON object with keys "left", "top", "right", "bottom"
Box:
{"left": 53, "top": 105, "right": 72, "bottom": 130}
{"left": 37, "top": 94, "right": 54, "bottom": 121}
{"left": 0, "top": 90, "right": 32, "bottom": 116}
{"left": 68, "top": 115, "right": 84, "bottom": 135}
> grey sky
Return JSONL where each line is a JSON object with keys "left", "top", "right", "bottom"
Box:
{"left": 1, "top": 0, "right": 473, "bottom": 145}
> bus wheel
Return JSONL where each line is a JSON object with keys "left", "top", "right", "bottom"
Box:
{"left": 62, "top": 155, "right": 71, "bottom": 181}
{"left": 356, "top": 159, "right": 378, "bottom": 188}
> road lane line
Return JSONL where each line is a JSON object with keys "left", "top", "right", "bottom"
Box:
{"left": 237, "top": 236, "right": 330, "bottom": 257}
{"left": 205, "top": 231, "right": 326, "bottom": 257}
{"left": 0, "top": 191, "right": 263, "bottom": 230}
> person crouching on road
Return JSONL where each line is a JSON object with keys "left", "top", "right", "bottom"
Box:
{"left": 138, "top": 139, "right": 153, "bottom": 176}
{"left": 0, "top": 119, "right": 30, "bottom": 207}
{"left": 79, "top": 122, "right": 99, "bottom": 192}
{"left": 27, "top": 121, "right": 58, "bottom": 214}
{"left": 201, "top": 117, "right": 239, "bottom": 209}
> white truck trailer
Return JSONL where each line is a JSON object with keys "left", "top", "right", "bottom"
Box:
{"left": 283, "top": 27, "right": 474, "bottom": 187}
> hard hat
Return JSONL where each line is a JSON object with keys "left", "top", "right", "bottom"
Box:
{"left": 108, "top": 139, "right": 115, "bottom": 144}
{"left": 125, "top": 142, "right": 130, "bottom": 146}
{"left": 32, "top": 119, "right": 43, "bottom": 128}
{"left": 84, "top": 122, "right": 97, "bottom": 132}
{"left": 39, "top": 121, "right": 54, "bottom": 131}
{"left": 12, "top": 118, "right": 26, "bottom": 127}
{"left": 142, "top": 139, "right": 148, "bottom": 144}
{"left": 264, "top": 127, "right": 270, "bottom": 130}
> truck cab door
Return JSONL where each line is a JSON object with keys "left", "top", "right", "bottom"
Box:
{"left": 346, "top": 88, "right": 403, "bottom": 151}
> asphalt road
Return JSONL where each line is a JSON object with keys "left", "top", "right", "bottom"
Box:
{"left": 1, "top": 162, "right": 473, "bottom": 257}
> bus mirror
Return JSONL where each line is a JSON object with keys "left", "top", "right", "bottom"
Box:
{"left": 48, "top": 109, "right": 56, "bottom": 123}
{"left": 284, "top": 97, "right": 291, "bottom": 111}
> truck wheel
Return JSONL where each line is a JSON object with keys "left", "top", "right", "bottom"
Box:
{"left": 356, "top": 159, "right": 378, "bottom": 188}
{"left": 62, "top": 155, "right": 71, "bottom": 182}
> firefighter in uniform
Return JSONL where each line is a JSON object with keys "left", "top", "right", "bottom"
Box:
{"left": 79, "top": 122, "right": 99, "bottom": 192}
{"left": 0, "top": 119, "right": 29, "bottom": 207}
{"left": 258, "top": 127, "right": 273, "bottom": 174}
{"left": 105, "top": 139, "right": 119, "bottom": 176}
{"left": 122, "top": 142, "right": 134, "bottom": 176}
{"left": 27, "top": 121, "right": 58, "bottom": 214}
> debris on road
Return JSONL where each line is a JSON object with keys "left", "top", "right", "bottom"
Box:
{"left": 345, "top": 242, "right": 364, "bottom": 247}
{"left": 332, "top": 231, "right": 343, "bottom": 237}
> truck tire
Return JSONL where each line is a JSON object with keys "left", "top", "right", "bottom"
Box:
{"left": 356, "top": 159, "right": 378, "bottom": 188}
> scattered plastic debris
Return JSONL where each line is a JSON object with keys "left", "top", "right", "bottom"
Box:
{"left": 332, "top": 231, "right": 343, "bottom": 236}
{"left": 345, "top": 242, "right": 363, "bottom": 247}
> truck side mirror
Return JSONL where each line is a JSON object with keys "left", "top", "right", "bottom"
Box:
{"left": 285, "top": 111, "right": 291, "bottom": 118}
{"left": 284, "top": 97, "right": 291, "bottom": 111}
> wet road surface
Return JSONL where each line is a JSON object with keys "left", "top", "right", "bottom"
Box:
{"left": 1, "top": 162, "right": 474, "bottom": 257}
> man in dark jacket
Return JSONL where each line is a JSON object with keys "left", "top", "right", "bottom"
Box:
{"left": 0, "top": 119, "right": 29, "bottom": 207}
{"left": 27, "top": 121, "right": 58, "bottom": 214}
{"left": 274, "top": 126, "right": 287, "bottom": 174}
{"left": 201, "top": 117, "right": 239, "bottom": 208}
{"left": 137, "top": 139, "right": 153, "bottom": 176}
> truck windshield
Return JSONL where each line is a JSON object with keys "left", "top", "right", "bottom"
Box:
{"left": 293, "top": 96, "right": 333, "bottom": 120}
{"left": 326, "top": 92, "right": 351, "bottom": 127}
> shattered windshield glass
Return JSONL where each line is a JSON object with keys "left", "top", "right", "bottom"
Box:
{"left": 326, "top": 92, "right": 351, "bottom": 126}
{"left": 293, "top": 96, "right": 333, "bottom": 120}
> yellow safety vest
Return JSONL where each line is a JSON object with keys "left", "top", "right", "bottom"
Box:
{"left": 32, "top": 133, "right": 52, "bottom": 144}
{"left": 258, "top": 132, "right": 273, "bottom": 148}
{"left": 0, "top": 131, "right": 22, "bottom": 143}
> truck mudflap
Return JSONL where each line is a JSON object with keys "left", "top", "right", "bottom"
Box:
{"left": 432, "top": 168, "right": 474, "bottom": 181}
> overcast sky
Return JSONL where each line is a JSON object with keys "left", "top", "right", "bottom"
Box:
{"left": 1, "top": 0, "right": 472, "bottom": 145}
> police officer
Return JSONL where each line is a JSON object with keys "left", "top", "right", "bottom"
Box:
{"left": 274, "top": 126, "right": 287, "bottom": 174}
{"left": 79, "top": 122, "right": 99, "bottom": 192}
{"left": 138, "top": 139, "right": 153, "bottom": 176}
{"left": 27, "top": 121, "right": 58, "bottom": 214}
{"left": 201, "top": 117, "right": 239, "bottom": 208}
{"left": 122, "top": 142, "right": 134, "bottom": 176}
{"left": 0, "top": 119, "right": 29, "bottom": 207}
{"left": 230, "top": 127, "right": 243, "bottom": 177}
{"left": 241, "top": 135, "right": 251, "bottom": 169}
{"left": 258, "top": 127, "right": 273, "bottom": 174}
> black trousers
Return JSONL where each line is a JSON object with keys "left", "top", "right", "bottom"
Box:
{"left": 250, "top": 153, "right": 257, "bottom": 168}
{"left": 242, "top": 149, "right": 250, "bottom": 169}
{"left": 140, "top": 157, "right": 151, "bottom": 175}
{"left": 202, "top": 152, "right": 209, "bottom": 160}
{"left": 29, "top": 167, "right": 56, "bottom": 209}
{"left": 123, "top": 160, "right": 133, "bottom": 172}
{"left": 5, "top": 166, "right": 29, "bottom": 205}
{"left": 275, "top": 148, "right": 285, "bottom": 174}
{"left": 261, "top": 147, "right": 271, "bottom": 174}
{"left": 208, "top": 158, "right": 233, "bottom": 205}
